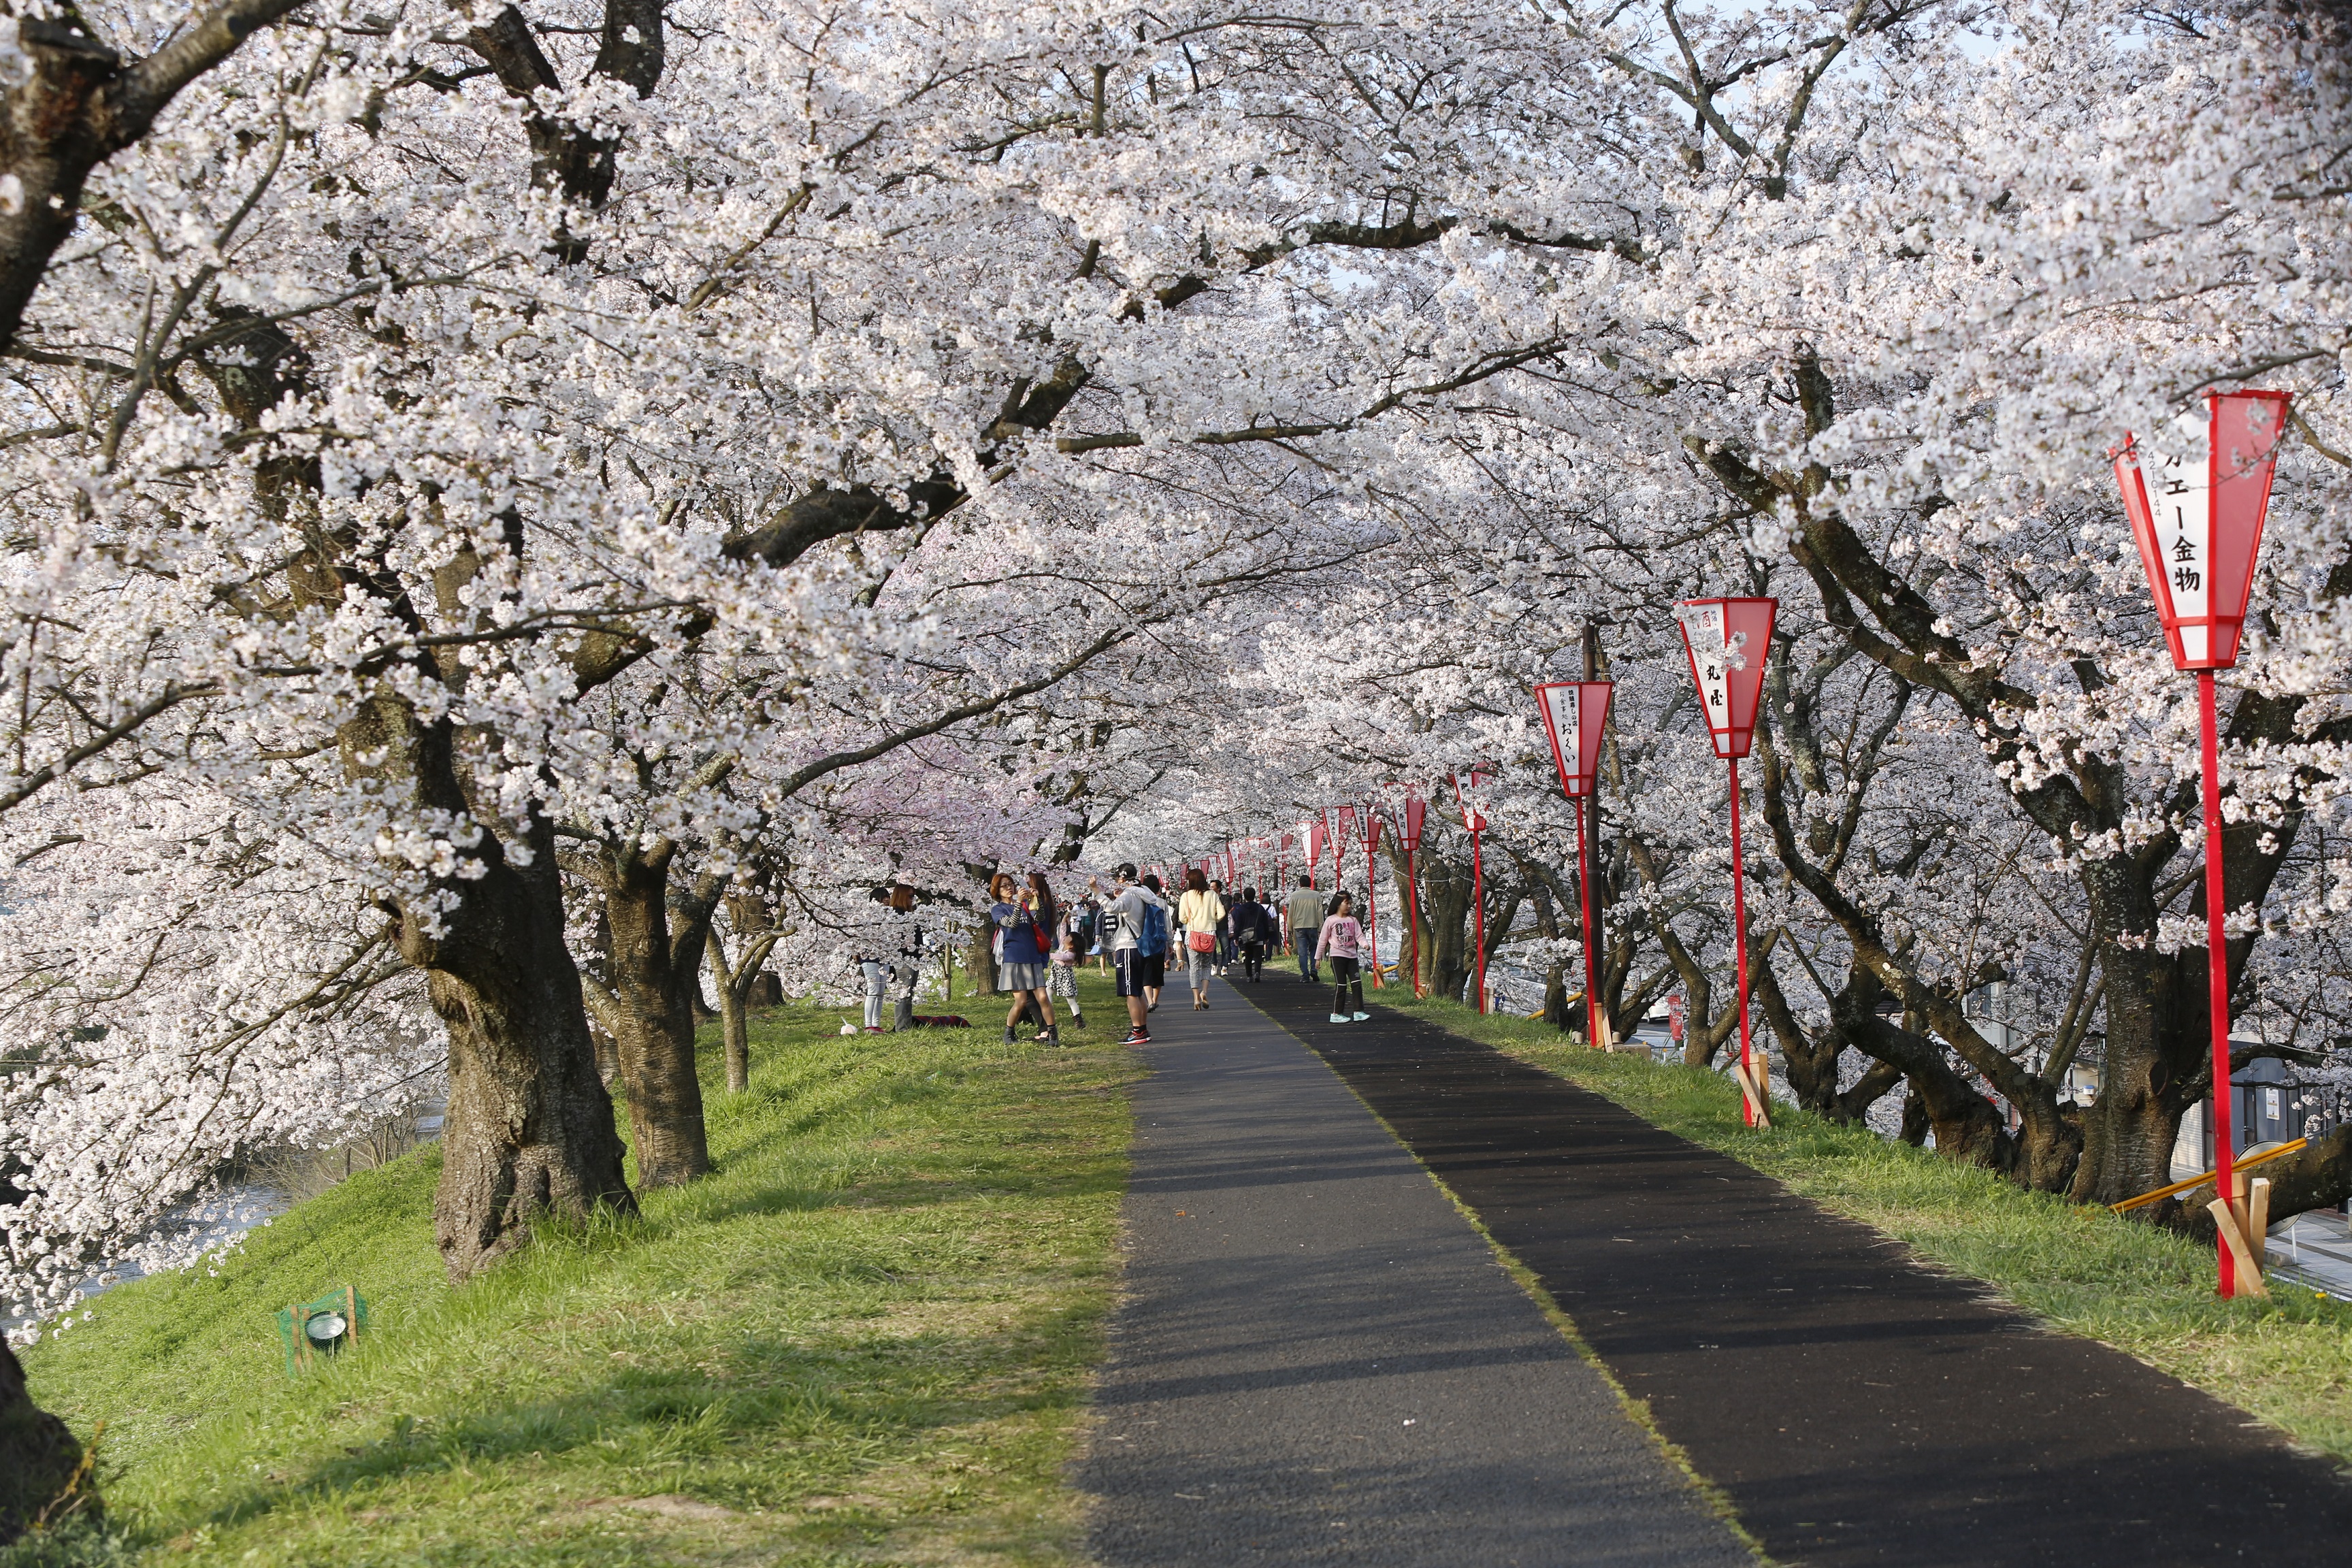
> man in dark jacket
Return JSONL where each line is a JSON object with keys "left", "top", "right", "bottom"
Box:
{"left": 1230, "top": 888, "right": 1270, "bottom": 981}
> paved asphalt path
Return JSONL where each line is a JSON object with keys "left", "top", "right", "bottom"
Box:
{"left": 1245, "top": 976, "right": 2352, "bottom": 1567}
{"left": 1081, "top": 973, "right": 1754, "bottom": 1567}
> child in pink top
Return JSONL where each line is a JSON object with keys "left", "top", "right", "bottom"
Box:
{"left": 1318, "top": 892, "right": 1367, "bottom": 1022}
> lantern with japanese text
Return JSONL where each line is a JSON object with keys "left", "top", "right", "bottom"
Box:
{"left": 2114, "top": 389, "right": 2289, "bottom": 1298}
{"left": 1534, "top": 681, "right": 1614, "bottom": 1049}
{"left": 1677, "top": 598, "right": 1777, "bottom": 1127}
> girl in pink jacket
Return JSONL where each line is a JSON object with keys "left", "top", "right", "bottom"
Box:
{"left": 1318, "top": 892, "right": 1368, "bottom": 1022}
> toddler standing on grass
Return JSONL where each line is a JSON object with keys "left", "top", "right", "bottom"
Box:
{"left": 1049, "top": 918, "right": 1084, "bottom": 1034}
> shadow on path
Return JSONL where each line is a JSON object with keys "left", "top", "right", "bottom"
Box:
{"left": 1082, "top": 978, "right": 1752, "bottom": 1568}
{"left": 1245, "top": 978, "right": 2352, "bottom": 1567}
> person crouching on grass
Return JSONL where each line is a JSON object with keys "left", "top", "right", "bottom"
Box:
{"left": 990, "top": 871, "right": 1058, "bottom": 1046}
{"left": 1319, "top": 890, "right": 1369, "bottom": 1024}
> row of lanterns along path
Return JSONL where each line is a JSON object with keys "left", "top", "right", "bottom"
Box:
{"left": 1180, "top": 388, "right": 2286, "bottom": 1303}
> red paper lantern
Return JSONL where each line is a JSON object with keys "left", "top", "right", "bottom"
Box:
{"left": 1532, "top": 681, "right": 1614, "bottom": 797}
{"left": 1338, "top": 804, "right": 1358, "bottom": 849}
{"left": 1399, "top": 792, "right": 1426, "bottom": 853}
{"left": 2114, "top": 390, "right": 2289, "bottom": 671}
{"left": 1676, "top": 598, "right": 1778, "bottom": 758}
{"left": 1455, "top": 768, "right": 1490, "bottom": 834}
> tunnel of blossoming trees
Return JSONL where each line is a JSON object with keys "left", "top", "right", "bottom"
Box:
{"left": 3, "top": 0, "right": 2352, "bottom": 1558}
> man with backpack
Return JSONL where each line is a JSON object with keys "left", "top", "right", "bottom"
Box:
{"left": 1088, "top": 865, "right": 1169, "bottom": 1045}
{"left": 1230, "top": 887, "right": 1271, "bottom": 982}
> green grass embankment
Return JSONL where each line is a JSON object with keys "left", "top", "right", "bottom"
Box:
{"left": 1377, "top": 992, "right": 2352, "bottom": 1465}
{"left": 15, "top": 977, "right": 1138, "bottom": 1567}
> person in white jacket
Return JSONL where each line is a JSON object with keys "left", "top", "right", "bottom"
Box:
{"left": 1089, "top": 864, "right": 1167, "bottom": 1045}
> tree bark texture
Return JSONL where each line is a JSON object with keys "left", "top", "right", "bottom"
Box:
{"left": 574, "top": 841, "right": 717, "bottom": 1190}
{"left": 706, "top": 903, "right": 782, "bottom": 1094}
{"left": 0, "top": 1341, "right": 91, "bottom": 1544}
{"left": 340, "top": 689, "right": 638, "bottom": 1277}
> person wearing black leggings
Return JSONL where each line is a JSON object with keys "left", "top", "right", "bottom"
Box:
{"left": 1317, "top": 890, "right": 1368, "bottom": 1022}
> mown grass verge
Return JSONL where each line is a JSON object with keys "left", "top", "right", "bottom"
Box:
{"left": 1375, "top": 992, "right": 2352, "bottom": 1466}
{"left": 14, "top": 977, "right": 1139, "bottom": 1567}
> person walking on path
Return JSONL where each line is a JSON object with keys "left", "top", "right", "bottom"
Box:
{"left": 1137, "top": 873, "right": 1171, "bottom": 1011}
{"left": 1048, "top": 906, "right": 1085, "bottom": 1032}
{"left": 990, "top": 872, "right": 1058, "bottom": 1045}
{"left": 1320, "top": 889, "right": 1369, "bottom": 1023}
{"left": 1089, "top": 865, "right": 1167, "bottom": 1045}
{"left": 1284, "top": 875, "right": 1324, "bottom": 982}
{"left": 1230, "top": 887, "right": 1270, "bottom": 982}
{"left": 1176, "top": 870, "right": 1227, "bottom": 1011}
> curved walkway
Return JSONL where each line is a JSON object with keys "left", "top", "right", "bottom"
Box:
{"left": 1244, "top": 977, "right": 2352, "bottom": 1567}
{"left": 1080, "top": 974, "right": 1753, "bottom": 1567}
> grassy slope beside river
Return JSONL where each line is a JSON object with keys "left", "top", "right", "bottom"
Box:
{"left": 14, "top": 981, "right": 1137, "bottom": 1567}
{"left": 1376, "top": 992, "right": 2352, "bottom": 1465}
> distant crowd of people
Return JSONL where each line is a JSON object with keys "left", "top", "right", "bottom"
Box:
{"left": 852, "top": 868, "right": 1381, "bottom": 1047}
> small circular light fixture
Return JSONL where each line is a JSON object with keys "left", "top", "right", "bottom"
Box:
{"left": 305, "top": 1310, "right": 349, "bottom": 1346}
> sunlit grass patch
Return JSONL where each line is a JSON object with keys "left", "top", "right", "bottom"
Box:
{"left": 14, "top": 975, "right": 1138, "bottom": 1567}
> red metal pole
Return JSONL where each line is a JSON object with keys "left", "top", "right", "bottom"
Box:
{"left": 1578, "top": 796, "right": 1600, "bottom": 1049}
{"left": 1729, "top": 756, "right": 1757, "bottom": 1126}
{"left": 1365, "top": 835, "right": 1382, "bottom": 988}
{"left": 2202, "top": 670, "right": 2238, "bottom": 1297}
{"left": 1472, "top": 823, "right": 1487, "bottom": 1014}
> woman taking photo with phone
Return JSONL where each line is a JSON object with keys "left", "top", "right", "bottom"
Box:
{"left": 990, "top": 871, "right": 1059, "bottom": 1045}
{"left": 1175, "top": 868, "right": 1226, "bottom": 1011}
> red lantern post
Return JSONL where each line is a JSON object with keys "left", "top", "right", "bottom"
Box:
{"left": 1399, "top": 791, "right": 1426, "bottom": 996}
{"left": 1360, "top": 804, "right": 1384, "bottom": 987}
{"left": 1533, "top": 680, "right": 1614, "bottom": 1049}
{"left": 1677, "top": 596, "right": 1778, "bottom": 1128}
{"left": 2114, "top": 388, "right": 2289, "bottom": 1299}
{"left": 1452, "top": 768, "right": 1491, "bottom": 1013}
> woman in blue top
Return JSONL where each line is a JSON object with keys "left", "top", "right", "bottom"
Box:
{"left": 992, "top": 871, "right": 1058, "bottom": 1045}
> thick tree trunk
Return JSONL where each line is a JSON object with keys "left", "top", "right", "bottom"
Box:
{"left": 0, "top": 1341, "right": 91, "bottom": 1544}
{"left": 1416, "top": 846, "right": 1474, "bottom": 1004}
{"left": 717, "top": 973, "right": 751, "bottom": 1093}
{"left": 343, "top": 686, "right": 636, "bottom": 1279}
{"left": 583, "top": 847, "right": 714, "bottom": 1190}
{"left": 706, "top": 909, "right": 782, "bottom": 1094}
{"left": 1752, "top": 951, "right": 1900, "bottom": 1123}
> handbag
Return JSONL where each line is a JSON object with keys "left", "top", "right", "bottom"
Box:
{"left": 1188, "top": 929, "right": 1216, "bottom": 953}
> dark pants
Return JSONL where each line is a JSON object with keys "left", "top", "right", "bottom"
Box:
{"left": 1241, "top": 943, "right": 1264, "bottom": 981}
{"left": 1296, "top": 933, "right": 1318, "bottom": 981}
{"left": 1330, "top": 956, "right": 1362, "bottom": 1015}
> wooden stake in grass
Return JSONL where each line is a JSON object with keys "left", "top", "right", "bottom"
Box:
{"left": 1731, "top": 1057, "right": 1773, "bottom": 1130}
{"left": 2204, "top": 1186, "right": 2270, "bottom": 1300}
